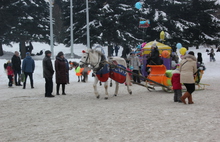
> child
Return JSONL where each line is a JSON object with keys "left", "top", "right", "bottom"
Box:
{"left": 6, "top": 61, "right": 14, "bottom": 87}
{"left": 171, "top": 67, "right": 182, "bottom": 102}
{"left": 208, "top": 48, "right": 216, "bottom": 62}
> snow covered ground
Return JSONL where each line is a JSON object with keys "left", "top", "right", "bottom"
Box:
{"left": 0, "top": 43, "right": 220, "bottom": 142}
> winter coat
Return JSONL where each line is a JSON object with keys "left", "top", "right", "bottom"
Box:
{"left": 6, "top": 63, "right": 14, "bottom": 76}
{"left": 171, "top": 70, "right": 182, "bottom": 90}
{"left": 11, "top": 55, "right": 21, "bottom": 71}
{"left": 128, "top": 55, "right": 140, "bottom": 70}
{"left": 179, "top": 54, "right": 197, "bottom": 84}
{"left": 55, "top": 57, "right": 68, "bottom": 84}
{"left": 22, "top": 56, "right": 35, "bottom": 73}
{"left": 43, "top": 55, "right": 54, "bottom": 79}
{"left": 148, "top": 48, "right": 162, "bottom": 65}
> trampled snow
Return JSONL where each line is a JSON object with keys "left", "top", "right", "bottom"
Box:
{"left": 0, "top": 43, "right": 220, "bottom": 141}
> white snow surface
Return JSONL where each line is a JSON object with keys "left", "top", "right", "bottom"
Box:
{"left": 0, "top": 43, "right": 220, "bottom": 142}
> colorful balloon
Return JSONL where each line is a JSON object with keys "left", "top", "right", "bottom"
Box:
{"left": 140, "top": 21, "right": 147, "bottom": 24}
{"left": 179, "top": 47, "right": 187, "bottom": 55}
{"left": 160, "top": 31, "right": 165, "bottom": 41}
{"left": 176, "top": 43, "right": 182, "bottom": 49}
{"left": 141, "top": 42, "right": 146, "bottom": 47}
{"left": 135, "top": 2, "right": 142, "bottom": 9}
{"left": 161, "top": 50, "right": 170, "bottom": 58}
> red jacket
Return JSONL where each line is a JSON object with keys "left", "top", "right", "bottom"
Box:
{"left": 171, "top": 72, "right": 182, "bottom": 90}
{"left": 7, "top": 66, "right": 14, "bottom": 76}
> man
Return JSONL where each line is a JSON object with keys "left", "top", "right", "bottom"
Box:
{"left": 22, "top": 52, "right": 35, "bottom": 89}
{"left": 11, "top": 51, "right": 22, "bottom": 86}
{"left": 43, "top": 50, "right": 55, "bottom": 97}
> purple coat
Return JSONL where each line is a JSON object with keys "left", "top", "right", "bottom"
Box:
{"left": 55, "top": 57, "right": 68, "bottom": 84}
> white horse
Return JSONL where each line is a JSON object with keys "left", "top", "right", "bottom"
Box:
{"left": 79, "top": 49, "right": 132, "bottom": 99}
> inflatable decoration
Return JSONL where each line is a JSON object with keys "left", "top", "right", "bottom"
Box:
{"left": 161, "top": 50, "right": 170, "bottom": 58}
{"left": 135, "top": 2, "right": 142, "bottom": 9}
{"left": 160, "top": 31, "right": 165, "bottom": 41}
{"left": 141, "top": 42, "right": 146, "bottom": 47}
{"left": 179, "top": 47, "right": 187, "bottom": 55}
{"left": 176, "top": 43, "right": 182, "bottom": 49}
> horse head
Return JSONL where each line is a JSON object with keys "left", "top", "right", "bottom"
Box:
{"left": 79, "top": 49, "right": 106, "bottom": 70}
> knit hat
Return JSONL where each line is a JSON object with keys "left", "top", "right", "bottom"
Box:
{"left": 45, "top": 50, "right": 51, "bottom": 55}
{"left": 26, "top": 52, "right": 30, "bottom": 56}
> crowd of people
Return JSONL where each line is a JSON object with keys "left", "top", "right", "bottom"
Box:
{"left": 4, "top": 50, "right": 70, "bottom": 98}
{"left": 3, "top": 44, "right": 216, "bottom": 101}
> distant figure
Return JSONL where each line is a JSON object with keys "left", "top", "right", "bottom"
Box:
{"left": 114, "top": 45, "right": 120, "bottom": 56}
{"left": 208, "top": 48, "right": 215, "bottom": 62}
{"left": 128, "top": 52, "right": 141, "bottom": 83}
{"left": 55, "top": 52, "right": 68, "bottom": 95}
{"left": 11, "top": 51, "right": 22, "bottom": 86}
{"left": 43, "top": 50, "right": 55, "bottom": 98}
{"left": 216, "top": 47, "right": 220, "bottom": 52}
{"left": 6, "top": 61, "right": 14, "bottom": 87}
{"left": 22, "top": 52, "right": 35, "bottom": 89}
{"left": 36, "top": 50, "right": 43, "bottom": 56}
{"left": 25, "top": 41, "right": 33, "bottom": 55}
{"left": 197, "top": 52, "right": 203, "bottom": 64}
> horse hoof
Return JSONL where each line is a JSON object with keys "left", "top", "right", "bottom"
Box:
{"left": 114, "top": 94, "right": 117, "bottom": 96}
{"left": 129, "top": 91, "right": 132, "bottom": 95}
{"left": 96, "top": 95, "right": 100, "bottom": 99}
{"left": 104, "top": 97, "right": 108, "bottom": 100}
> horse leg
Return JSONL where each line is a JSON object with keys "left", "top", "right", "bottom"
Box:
{"left": 78, "top": 76, "right": 80, "bottom": 82}
{"left": 126, "top": 73, "right": 132, "bottom": 94}
{"left": 93, "top": 76, "right": 100, "bottom": 99}
{"left": 104, "top": 81, "right": 109, "bottom": 99}
{"left": 114, "top": 81, "right": 119, "bottom": 96}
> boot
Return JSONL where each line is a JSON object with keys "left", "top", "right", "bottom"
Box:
{"left": 181, "top": 92, "right": 190, "bottom": 104}
{"left": 188, "top": 94, "right": 194, "bottom": 104}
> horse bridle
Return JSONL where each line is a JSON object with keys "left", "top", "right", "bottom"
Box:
{"left": 80, "top": 51, "right": 105, "bottom": 71}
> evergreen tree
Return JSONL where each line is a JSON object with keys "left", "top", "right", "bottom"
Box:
{"left": 0, "top": 0, "right": 49, "bottom": 58}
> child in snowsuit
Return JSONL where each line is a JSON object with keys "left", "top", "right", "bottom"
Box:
{"left": 6, "top": 61, "right": 14, "bottom": 87}
{"left": 171, "top": 68, "right": 182, "bottom": 102}
{"left": 208, "top": 48, "right": 215, "bottom": 62}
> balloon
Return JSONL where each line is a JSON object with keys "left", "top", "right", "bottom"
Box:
{"left": 136, "top": 45, "right": 141, "bottom": 49}
{"left": 141, "top": 42, "right": 146, "bottom": 47}
{"left": 176, "top": 43, "right": 182, "bottom": 49}
{"left": 160, "top": 31, "right": 165, "bottom": 41}
{"left": 179, "top": 47, "right": 187, "bottom": 55}
{"left": 135, "top": 2, "right": 142, "bottom": 9}
{"left": 130, "top": 66, "right": 134, "bottom": 70}
{"left": 161, "top": 50, "right": 170, "bottom": 58}
{"left": 140, "top": 21, "right": 146, "bottom": 24}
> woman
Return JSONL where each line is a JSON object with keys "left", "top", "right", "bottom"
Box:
{"left": 179, "top": 51, "right": 197, "bottom": 104}
{"left": 55, "top": 52, "right": 68, "bottom": 95}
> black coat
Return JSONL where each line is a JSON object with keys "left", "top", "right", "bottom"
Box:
{"left": 55, "top": 57, "right": 68, "bottom": 84}
{"left": 11, "top": 55, "right": 21, "bottom": 71}
{"left": 43, "top": 55, "right": 54, "bottom": 79}
{"left": 148, "top": 48, "right": 162, "bottom": 65}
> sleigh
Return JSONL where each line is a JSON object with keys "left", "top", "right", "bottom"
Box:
{"left": 144, "top": 65, "right": 208, "bottom": 92}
